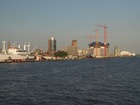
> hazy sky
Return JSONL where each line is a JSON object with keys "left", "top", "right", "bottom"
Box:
{"left": 0, "top": 0, "right": 140, "bottom": 54}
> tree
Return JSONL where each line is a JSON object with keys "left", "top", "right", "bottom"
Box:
{"left": 54, "top": 51, "right": 68, "bottom": 58}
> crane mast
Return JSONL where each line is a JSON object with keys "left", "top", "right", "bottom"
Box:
{"left": 97, "top": 24, "right": 108, "bottom": 57}
{"left": 95, "top": 29, "right": 98, "bottom": 57}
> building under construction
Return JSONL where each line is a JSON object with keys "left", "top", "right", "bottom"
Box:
{"left": 87, "top": 42, "right": 110, "bottom": 58}
{"left": 86, "top": 24, "right": 110, "bottom": 58}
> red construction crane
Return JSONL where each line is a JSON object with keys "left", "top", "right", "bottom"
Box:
{"left": 97, "top": 24, "right": 108, "bottom": 56}
{"left": 86, "top": 34, "right": 93, "bottom": 44}
{"left": 95, "top": 29, "right": 99, "bottom": 56}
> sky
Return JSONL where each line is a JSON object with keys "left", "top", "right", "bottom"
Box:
{"left": 0, "top": 0, "right": 140, "bottom": 54}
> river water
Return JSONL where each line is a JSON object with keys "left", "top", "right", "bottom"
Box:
{"left": 0, "top": 57, "right": 140, "bottom": 105}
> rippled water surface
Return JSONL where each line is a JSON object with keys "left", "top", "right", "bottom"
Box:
{"left": 0, "top": 57, "right": 140, "bottom": 105}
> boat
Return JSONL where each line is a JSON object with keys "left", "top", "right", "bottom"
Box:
{"left": 0, "top": 41, "right": 35, "bottom": 62}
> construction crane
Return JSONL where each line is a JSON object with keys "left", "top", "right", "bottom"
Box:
{"left": 95, "top": 29, "right": 99, "bottom": 56}
{"left": 97, "top": 24, "right": 108, "bottom": 56}
{"left": 86, "top": 34, "right": 93, "bottom": 44}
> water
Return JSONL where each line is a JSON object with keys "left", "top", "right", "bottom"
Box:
{"left": 0, "top": 57, "right": 140, "bottom": 105}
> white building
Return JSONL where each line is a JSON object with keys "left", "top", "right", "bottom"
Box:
{"left": 120, "top": 51, "right": 136, "bottom": 57}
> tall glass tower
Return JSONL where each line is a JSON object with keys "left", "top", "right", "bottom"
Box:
{"left": 48, "top": 37, "right": 56, "bottom": 54}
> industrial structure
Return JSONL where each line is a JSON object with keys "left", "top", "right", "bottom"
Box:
{"left": 87, "top": 42, "right": 110, "bottom": 58}
{"left": 97, "top": 24, "right": 109, "bottom": 57}
{"left": 48, "top": 37, "right": 56, "bottom": 55}
{"left": 87, "top": 24, "right": 110, "bottom": 58}
{"left": 86, "top": 34, "right": 93, "bottom": 44}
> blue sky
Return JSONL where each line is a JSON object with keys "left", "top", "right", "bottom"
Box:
{"left": 0, "top": 0, "right": 140, "bottom": 54}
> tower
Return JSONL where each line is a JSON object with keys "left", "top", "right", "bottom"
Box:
{"left": 72, "top": 40, "right": 77, "bottom": 47}
{"left": 97, "top": 24, "right": 108, "bottom": 57}
{"left": 48, "top": 37, "right": 56, "bottom": 55}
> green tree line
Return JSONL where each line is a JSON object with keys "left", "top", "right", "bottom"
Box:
{"left": 54, "top": 51, "right": 68, "bottom": 57}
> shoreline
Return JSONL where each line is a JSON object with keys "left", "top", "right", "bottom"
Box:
{"left": 0, "top": 56, "right": 138, "bottom": 63}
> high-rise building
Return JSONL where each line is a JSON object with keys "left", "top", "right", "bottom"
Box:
{"left": 48, "top": 37, "right": 56, "bottom": 54}
{"left": 72, "top": 40, "right": 77, "bottom": 47}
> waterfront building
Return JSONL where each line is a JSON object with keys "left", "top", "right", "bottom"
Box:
{"left": 66, "top": 40, "right": 78, "bottom": 59}
{"left": 67, "top": 46, "right": 78, "bottom": 56}
{"left": 120, "top": 51, "right": 135, "bottom": 57}
{"left": 87, "top": 42, "right": 110, "bottom": 57}
{"left": 48, "top": 37, "right": 56, "bottom": 55}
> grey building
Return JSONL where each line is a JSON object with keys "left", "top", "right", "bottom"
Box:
{"left": 67, "top": 46, "right": 78, "bottom": 56}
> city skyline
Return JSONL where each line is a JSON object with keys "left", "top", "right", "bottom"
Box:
{"left": 0, "top": 0, "right": 140, "bottom": 54}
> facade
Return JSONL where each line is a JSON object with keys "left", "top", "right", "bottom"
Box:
{"left": 67, "top": 46, "right": 78, "bottom": 56}
{"left": 48, "top": 37, "right": 56, "bottom": 55}
{"left": 87, "top": 42, "right": 110, "bottom": 57}
{"left": 71, "top": 40, "right": 77, "bottom": 47}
